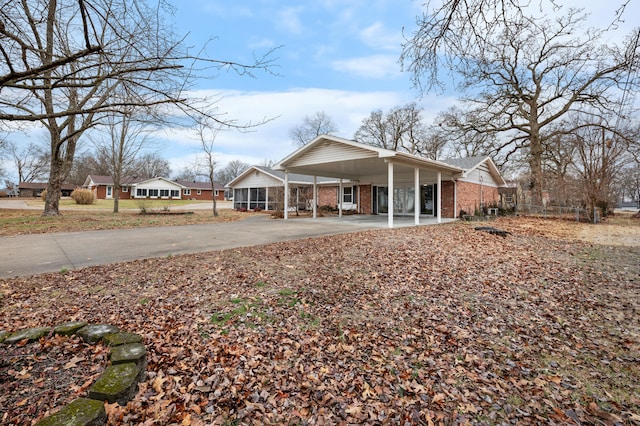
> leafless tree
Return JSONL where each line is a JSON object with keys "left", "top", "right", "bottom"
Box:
{"left": 91, "top": 102, "right": 156, "bottom": 213}
{"left": 401, "top": 2, "right": 640, "bottom": 204}
{"left": 0, "top": 0, "right": 278, "bottom": 216}
{"left": 354, "top": 103, "right": 429, "bottom": 155}
{"left": 194, "top": 117, "right": 221, "bottom": 216}
{"left": 132, "top": 153, "right": 171, "bottom": 180}
{"left": 6, "top": 140, "right": 50, "bottom": 183}
{"left": 289, "top": 111, "right": 338, "bottom": 147}
{"left": 215, "top": 160, "right": 250, "bottom": 186}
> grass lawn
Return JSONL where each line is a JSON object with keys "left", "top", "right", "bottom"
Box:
{"left": 0, "top": 201, "right": 252, "bottom": 237}
{"left": 0, "top": 216, "right": 639, "bottom": 424}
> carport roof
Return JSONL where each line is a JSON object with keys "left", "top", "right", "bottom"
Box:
{"left": 274, "top": 135, "right": 464, "bottom": 181}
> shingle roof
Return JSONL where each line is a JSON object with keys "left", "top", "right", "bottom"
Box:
{"left": 254, "top": 166, "right": 339, "bottom": 184}
{"left": 175, "top": 180, "right": 224, "bottom": 191}
{"left": 440, "top": 156, "right": 488, "bottom": 170}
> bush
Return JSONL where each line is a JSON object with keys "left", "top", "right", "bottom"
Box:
{"left": 40, "top": 189, "right": 47, "bottom": 201}
{"left": 71, "top": 188, "right": 95, "bottom": 205}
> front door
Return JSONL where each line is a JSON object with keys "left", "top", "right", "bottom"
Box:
{"left": 420, "top": 184, "right": 437, "bottom": 215}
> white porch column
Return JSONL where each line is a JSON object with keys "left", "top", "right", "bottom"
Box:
{"left": 338, "top": 178, "right": 343, "bottom": 218}
{"left": 284, "top": 172, "right": 289, "bottom": 220}
{"left": 265, "top": 187, "right": 269, "bottom": 211}
{"left": 388, "top": 161, "right": 394, "bottom": 228}
{"left": 313, "top": 176, "right": 317, "bottom": 219}
{"left": 414, "top": 167, "right": 420, "bottom": 225}
{"left": 437, "top": 171, "right": 442, "bottom": 223}
{"left": 247, "top": 187, "right": 251, "bottom": 211}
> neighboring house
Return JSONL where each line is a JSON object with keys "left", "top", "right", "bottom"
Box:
{"left": 226, "top": 165, "right": 345, "bottom": 211}
{"left": 266, "top": 135, "right": 506, "bottom": 228}
{"left": 18, "top": 182, "right": 75, "bottom": 197}
{"left": 83, "top": 175, "right": 224, "bottom": 201}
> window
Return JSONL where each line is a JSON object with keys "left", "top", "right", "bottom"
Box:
{"left": 171, "top": 190, "right": 180, "bottom": 198}
{"left": 122, "top": 186, "right": 128, "bottom": 193}
{"left": 342, "top": 186, "right": 354, "bottom": 204}
{"left": 149, "top": 189, "right": 158, "bottom": 197}
{"left": 234, "top": 188, "right": 248, "bottom": 210}
{"left": 184, "top": 189, "right": 191, "bottom": 196}
{"left": 214, "top": 190, "right": 219, "bottom": 197}
{"left": 160, "top": 189, "right": 169, "bottom": 197}
{"left": 106, "top": 186, "right": 113, "bottom": 198}
{"left": 136, "top": 188, "right": 147, "bottom": 197}
{"left": 197, "top": 189, "right": 202, "bottom": 195}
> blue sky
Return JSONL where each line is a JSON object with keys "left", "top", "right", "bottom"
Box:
{"left": 160, "top": 0, "right": 443, "bottom": 173}
{"left": 159, "top": 0, "right": 639, "bottom": 175}
{"left": 2, "top": 0, "right": 637, "bottom": 182}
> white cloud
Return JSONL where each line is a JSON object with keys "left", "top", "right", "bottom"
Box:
{"left": 161, "top": 87, "right": 413, "bottom": 171}
{"left": 359, "top": 22, "right": 403, "bottom": 51}
{"left": 277, "top": 7, "right": 305, "bottom": 35}
{"left": 331, "top": 54, "right": 402, "bottom": 79}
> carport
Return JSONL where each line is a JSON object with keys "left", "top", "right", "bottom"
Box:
{"left": 274, "top": 135, "right": 464, "bottom": 228}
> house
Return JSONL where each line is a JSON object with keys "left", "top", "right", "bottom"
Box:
{"left": 18, "top": 182, "right": 75, "bottom": 197}
{"left": 242, "top": 135, "right": 506, "bottom": 228}
{"left": 83, "top": 175, "right": 225, "bottom": 201}
{"left": 227, "top": 165, "right": 348, "bottom": 211}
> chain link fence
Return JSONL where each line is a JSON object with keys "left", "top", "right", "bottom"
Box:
{"left": 516, "top": 204, "right": 599, "bottom": 222}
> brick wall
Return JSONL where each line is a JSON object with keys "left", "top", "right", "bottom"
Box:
{"left": 358, "top": 185, "right": 372, "bottom": 214}
{"left": 317, "top": 187, "right": 337, "bottom": 208}
{"left": 456, "top": 181, "right": 499, "bottom": 216}
{"left": 441, "top": 181, "right": 455, "bottom": 218}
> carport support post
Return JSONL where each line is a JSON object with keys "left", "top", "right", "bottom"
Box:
{"left": 284, "top": 172, "right": 289, "bottom": 220}
{"left": 388, "top": 162, "right": 394, "bottom": 228}
{"left": 313, "top": 176, "right": 317, "bottom": 219}
{"left": 414, "top": 167, "right": 420, "bottom": 225}
{"left": 338, "top": 179, "right": 343, "bottom": 218}
{"left": 437, "top": 171, "right": 442, "bottom": 223}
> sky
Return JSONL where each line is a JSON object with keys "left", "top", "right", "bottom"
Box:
{"left": 158, "top": 0, "right": 639, "bottom": 175}
{"left": 2, "top": 0, "right": 638, "bottom": 182}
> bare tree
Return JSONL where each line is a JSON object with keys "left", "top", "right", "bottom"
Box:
{"left": 6, "top": 140, "right": 50, "bottom": 183}
{"left": 401, "top": 2, "right": 640, "bottom": 204}
{"left": 354, "top": 103, "right": 429, "bottom": 155}
{"left": 0, "top": 0, "right": 278, "bottom": 216}
{"left": 215, "top": 160, "right": 250, "bottom": 186}
{"left": 289, "top": 111, "right": 338, "bottom": 147}
{"left": 92, "top": 103, "right": 155, "bottom": 213}
{"left": 194, "top": 117, "right": 220, "bottom": 216}
{"left": 132, "top": 153, "right": 171, "bottom": 180}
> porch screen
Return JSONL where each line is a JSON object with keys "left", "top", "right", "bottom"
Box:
{"left": 234, "top": 188, "right": 248, "bottom": 209}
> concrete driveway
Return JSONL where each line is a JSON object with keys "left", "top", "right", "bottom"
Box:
{"left": 0, "top": 213, "right": 453, "bottom": 279}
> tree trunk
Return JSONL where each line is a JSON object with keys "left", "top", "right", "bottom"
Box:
{"left": 43, "top": 156, "right": 63, "bottom": 216}
{"left": 113, "top": 186, "right": 120, "bottom": 213}
{"left": 528, "top": 114, "right": 544, "bottom": 206}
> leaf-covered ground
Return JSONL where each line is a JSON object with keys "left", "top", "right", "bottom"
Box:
{"left": 1, "top": 217, "right": 639, "bottom": 425}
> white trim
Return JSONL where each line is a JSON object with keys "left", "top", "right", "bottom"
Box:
{"left": 388, "top": 162, "right": 394, "bottom": 229}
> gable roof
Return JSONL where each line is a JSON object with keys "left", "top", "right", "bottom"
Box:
{"left": 275, "top": 135, "right": 464, "bottom": 181}
{"left": 227, "top": 165, "right": 342, "bottom": 188}
{"left": 175, "top": 180, "right": 224, "bottom": 191}
{"left": 441, "top": 156, "right": 506, "bottom": 186}
{"left": 19, "top": 182, "right": 75, "bottom": 190}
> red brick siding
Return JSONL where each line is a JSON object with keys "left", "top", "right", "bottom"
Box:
{"left": 456, "top": 181, "right": 499, "bottom": 216}
{"left": 184, "top": 189, "right": 224, "bottom": 201}
{"left": 441, "top": 181, "right": 455, "bottom": 218}
{"left": 317, "top": 187, "right": 338, "bottom": 208}
{"left": 358, "top": 185, "right": 372, "bottom": 214}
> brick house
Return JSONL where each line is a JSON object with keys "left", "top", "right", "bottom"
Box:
{"left": 18, "top": 182, "right": 75, "bottom": 197}
{"left": 83, "top": 175, "right": 225, "bottom": 201}
{"left": 228, "top": 136, "right": 506, "bottom": 228}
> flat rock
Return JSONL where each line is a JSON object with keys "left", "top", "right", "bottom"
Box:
{"left": 4, "top": 327, "right": 50, "bottom": 344}
{"left": 54, "top": 321, "right": 89, "bottom": 336}
{"left": 103, "top": 332, "right": 142, "bottom": 346}
{"left": 35, "top": 398, "right": 106, "bottom": 426}
{"left": 0, "top": 330, "right": 7, "bottom": 343}
{"left": 110, "top": 343, "right": 147, "bottom": 379}
{"left": 89, "top": 363, "right": 140, "bottom": 405}
{"left": 77, "top": 324, "right": 119, "bottom": 344}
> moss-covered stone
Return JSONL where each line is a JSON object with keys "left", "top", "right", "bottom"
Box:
{"left": 103, "top": 332, "right": 142, "bottom": 347}
{"left": 4, "top": 327, "right": 50, "bottom": 344}
{"left": 110, "top": 343, "right": 147, "bottom": 379}
{"left": 88, "top": 363, "right": 140, "bottom": 405}
{"left": 76, "top": 324, "right": 119, "bottom": 344}
{"left": 0, "top": 330, "right": 7, "bottom": 343}
{"left": 34, "top": 398, "right": 106, "bottom": 426}
{"left": 54, "top": 321, "right": 88, "bottom": 336}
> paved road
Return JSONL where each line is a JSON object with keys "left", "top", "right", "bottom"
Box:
{"left": 0, "top": 215, "right": 406, "bottom": 279}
